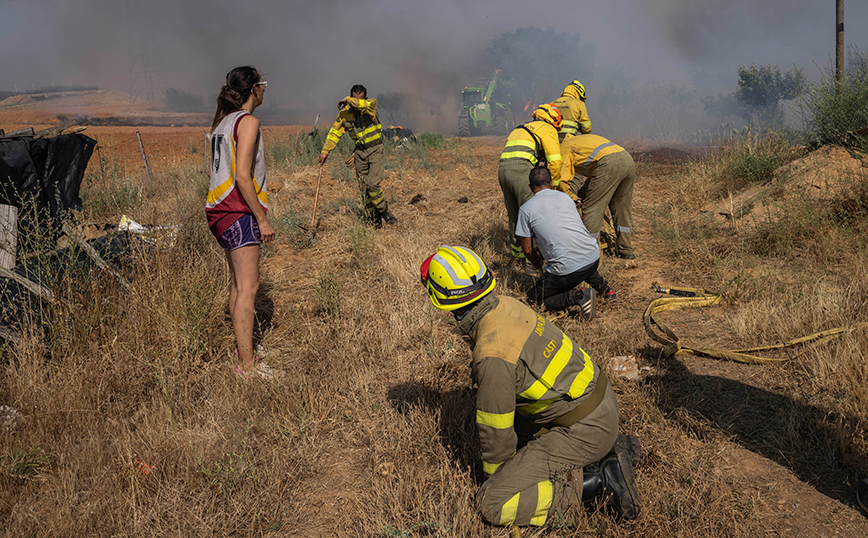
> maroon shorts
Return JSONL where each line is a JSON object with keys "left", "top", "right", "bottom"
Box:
{"left": 217, "top": 214, "right": 261, "bottom": 250}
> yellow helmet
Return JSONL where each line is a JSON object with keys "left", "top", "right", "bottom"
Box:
{"left": 420, "top": 246, "right": 496, "bottom": 311}
{"left": 567, "top": 80, "right": 587, "bottom": 101}
{"left": 532, "top": 103, "right": 563, "bottom": 131}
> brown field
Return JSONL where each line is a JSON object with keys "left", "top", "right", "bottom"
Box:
{"left": 2, "top": 101, "right": 868, "bottom": 537}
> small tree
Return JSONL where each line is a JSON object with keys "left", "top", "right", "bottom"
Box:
{"left": 734, "top": 64, "right": 804, "bottom": 128}
{"left": 701, "top": 92, "right": 749, "bottom": 123}
{"left": 488, "top": 26, "right": 595, "bottom": 108}
{"left": 166, "top": 88, "right": 205, "bottom": 112}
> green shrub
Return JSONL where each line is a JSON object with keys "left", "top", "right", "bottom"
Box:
{"left": 265, "top": 130, "right": 353, "bottom": 170}
{"left": 726, "top": 148, "right": 779, "bottom": 184}
{"left": 417, "top": 132, "right": 447, "bottom": 148}
{"left": 795, "top": 48, "right": 868, "bottom": 150}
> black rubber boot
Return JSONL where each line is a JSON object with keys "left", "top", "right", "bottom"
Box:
{"left": 368, "top": 211, "right": 383, "bottom": 229}
{"left": 382, "top": 208, "right": 398, "bottom": 225}
{"left": 858, "top": 478, "right": 868, "bottom": 514}
{"left": 581, "top": 450, "right": 641, "bottom": 519}
{"left": 612, "top": 433, "right": 643, "bottom": 466}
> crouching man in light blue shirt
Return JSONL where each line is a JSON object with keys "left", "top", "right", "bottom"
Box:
{"left": 515, "top": 166, "right": 615, "bottom": 320}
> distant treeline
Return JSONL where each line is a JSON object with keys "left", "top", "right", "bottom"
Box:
{"left": 25, "top": 85, "right": 99, "bottom": 95}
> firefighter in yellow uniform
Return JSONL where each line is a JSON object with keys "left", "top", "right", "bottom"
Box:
{"left": 560, "top": 134, "right": 637, "bottom": 259}
{"left": 419, "top": 245, "right": 641, "bottom": 528}
{"left": 551, "top": 80, "right": 592, "bottom": 143}
{"left": 499, "top": 104, "right": 563, "bottom": 260}
{"left": 319, "top": 84, "right": 397, "bottom": 228}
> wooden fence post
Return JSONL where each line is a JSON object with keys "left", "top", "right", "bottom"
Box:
{"left": 0, "top": 204, "right": 17, "bottom": 270}
{"left": 136, "top": 131, "right": 151, "bottom": 180}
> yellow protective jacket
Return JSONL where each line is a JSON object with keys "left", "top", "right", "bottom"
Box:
{"left": 499, "top": 120, "right": 562, "bottom": 187}
{"left": 560, "top": 134, "right": 626, "bottom": 197}
{"left": 454, "top": 294, "right": 601, "bottom": 477}
{"left": 321, "top": 96, "right": 383, "bottom": 155}
{"left": 551, "top": 85, "right": 591, "bottom": 141}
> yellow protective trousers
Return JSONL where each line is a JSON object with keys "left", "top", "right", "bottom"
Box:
{"left": 580, "top": 151, "right": 636, "bottom": 258}
{"left": 476, "top": 381, "right": 619, "bottom": 527}
{"left": 354, "top": 143, "right": 387, "bottom": 216}
{"left": 498, "top": 159, "right": 534, "bottom": 258}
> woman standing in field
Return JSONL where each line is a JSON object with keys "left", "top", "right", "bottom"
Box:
{"left": 206, "top": 66, "right": 276, "bottom": 379}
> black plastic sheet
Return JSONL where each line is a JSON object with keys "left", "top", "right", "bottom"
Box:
{"left": 0, "top": 132, "right": 96, "bottom": 221}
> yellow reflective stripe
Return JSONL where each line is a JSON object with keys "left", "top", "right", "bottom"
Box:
{"left": 500, "top": 152, "right": 537, "bottom": 163}
{"left": 562, "top": 120, "right": 579, "bottom": 129}
{"left": 567, "top": 348, "right": 595, "bottom": 398}
{"left": 360, "top": 131, "right": 382, "bottom": 144}
{"left": 530, "top": 481, "right": 553, "bottom": 526}
{"left": 546, "top": 153, "right": 561, "bottom": 161}
{"left": 207, "top": 174, "right": 234, "bottom": 204}
{"left": 500, "top": 492, "right": 520, "bottom": 526}
{"left": 206, "top": 140, "right": 238, "bottom": 205}
{"left": 579, "top": 121, "right": 591, "bottom": 130}
{"left": 477, "top": 409, "right": 514, "bottom": 429}
{"left": 517, "top": 398, "right": 557, "bottom": 415}
{"left": 505, "top": 139, "right": 536, "bottom": 150}
{"left": 359, "top": 124, "right": 382, "bottom": 137}
{"left": 327, "top": 128, "right": 342, "bottom": 144}
{"left": 519, "top": 335, "right": 573, "bottom": 400}
{"left": 483, "top": 460, "right": 503, "bottom": 475}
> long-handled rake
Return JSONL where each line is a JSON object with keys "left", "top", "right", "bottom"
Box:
{"left": 297, "top": 163, "right": 324, "bottom": 242}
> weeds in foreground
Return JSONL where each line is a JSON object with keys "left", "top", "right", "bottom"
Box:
{"left": 5, "top": 445, "right": 52, "bottom": 479}
{"left": 315, "top": 264, "right": 343, "bottom": 319}
{"left": 349, "top": 219, "right": 376, "bottom": 270}
{"left": 194, "top": 419, "right": 259, "bottom": 501}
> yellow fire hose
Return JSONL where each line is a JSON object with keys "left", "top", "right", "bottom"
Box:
{"left": 644, "top": 283, "right": 868, "bottom": 364}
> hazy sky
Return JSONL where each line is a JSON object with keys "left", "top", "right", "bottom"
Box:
{"left": 1, "top": 0, "right": 866, "bottom": 111}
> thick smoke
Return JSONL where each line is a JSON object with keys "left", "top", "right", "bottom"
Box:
{"left": 1, "top": 0, "right": 867, "bottom": 134}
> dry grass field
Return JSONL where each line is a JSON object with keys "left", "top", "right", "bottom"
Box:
{"left": 2, "top": 102, "right": 868, "bottom": 537}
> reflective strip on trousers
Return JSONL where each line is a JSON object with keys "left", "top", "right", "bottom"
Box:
{"left": 498, "top": 481, "right": 554, "bottom": 526}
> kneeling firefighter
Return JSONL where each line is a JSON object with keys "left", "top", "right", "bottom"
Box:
{"left": 419, "top": 245, "right": 642, "bottom": 527}
{"left": 498, "top": 104, "right": 563, "bottom": 260}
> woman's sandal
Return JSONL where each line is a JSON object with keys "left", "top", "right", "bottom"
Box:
{"left": 233, "top": 349, "right": 264, "bottom": 363}
{"left": 235, "top": 363, "right": 276, "bottom": 381}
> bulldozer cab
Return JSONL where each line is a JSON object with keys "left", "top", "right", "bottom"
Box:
{"left": 458, "top": 70, "right": 513, "bottom": 137}
{"left": 462, "top": 89, "right": 484, "bottom": 107}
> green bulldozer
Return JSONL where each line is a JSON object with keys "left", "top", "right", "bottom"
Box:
{"left": 458, "top": 69, "right": 514, "bottom": 137}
